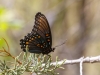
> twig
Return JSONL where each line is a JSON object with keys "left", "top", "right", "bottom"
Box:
{"left": 2, "top": 38, "right": 10, "bottom": 52}
{"left": 51, "top": 55, "right": 100, "bottom": 65}
{"left": 80, "top": 57, "right": 84, "bottom": 75}
{"left": 0, "top": 38, "right": 22, "bottom": 64}
{"left": 2, "top": 47, "right": 22, "bottom": 64}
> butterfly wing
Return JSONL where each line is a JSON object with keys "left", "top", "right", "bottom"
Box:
{"left": 20, "top": 12, "right": 52, "bottom": 54}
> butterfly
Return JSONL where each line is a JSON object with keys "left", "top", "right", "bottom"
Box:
{"left": 20, "top": 12, "right": 55, "bottom": 54}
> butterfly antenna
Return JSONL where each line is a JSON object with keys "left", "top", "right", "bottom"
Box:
{"left": 54, "top": 40, "right": 67, "bottom": 48}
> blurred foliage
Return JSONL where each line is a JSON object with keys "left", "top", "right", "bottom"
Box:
{"left": 0, "top": 40, "right": 66, "bottom": 75}
{"left": 0, "top": 6, "right": 22, "bottom": 31}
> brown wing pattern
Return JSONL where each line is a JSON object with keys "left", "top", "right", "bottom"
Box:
{"left": 20, "top": 12, "right": 53, "bottom": 54}
{"left": 34, "top": 12, "right": 52, "bottom": 46}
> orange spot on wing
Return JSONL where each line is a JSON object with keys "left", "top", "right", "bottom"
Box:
{"left": 41, "top": 45, "right": 43, "bottom": 48}
{"left": 26, "top": 42, "right": 29, "bottom": 44}
{"left": 35, "top": 37, "right": 37, "bottom": 38}
{"left": 31, "top": 38, "right": 34, "bottom": 40}
{"left": 37, "top": 44, "right": 40, "bottom": 47}
{"left": 29, "top": 40, "right": 31, "bottom": 42}
{"left": 46, "top": 34, "right": 49, "bottom": 36}
{"left": 38, "top": 36, "right": 40, "bottom": 38}
{"left": 39, "top": 20, "right": 41, "bottom": 22}
{"left": 47, "top": 39, "right": 50, "bottom": 41}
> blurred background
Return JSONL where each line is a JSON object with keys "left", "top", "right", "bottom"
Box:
{"left": 0, "top": 0, "right": 100, "bottom": 75}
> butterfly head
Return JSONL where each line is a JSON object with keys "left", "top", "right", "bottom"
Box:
{"left": 52, "top": 47, "right": 55, "bottom": 52}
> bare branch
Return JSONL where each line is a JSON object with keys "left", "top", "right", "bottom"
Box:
{"left": 80, "top": 57, "right": 84, "bottom": 75}
{"left": 51, "top": 55, "right": 100, "bottom": 65}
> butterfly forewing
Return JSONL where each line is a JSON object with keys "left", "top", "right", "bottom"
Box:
{"left": 20, "top": 12, "right": 54, "bottom": 54}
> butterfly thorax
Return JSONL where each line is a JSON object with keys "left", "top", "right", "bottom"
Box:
{"left": 42, "top": 47, "right": 55, "bottom": 54}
